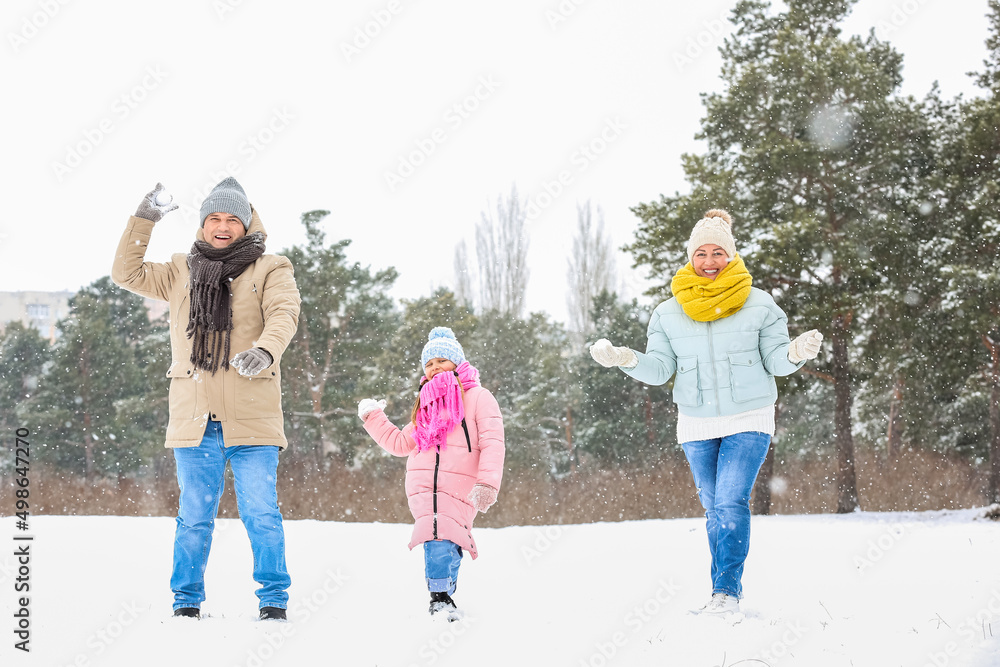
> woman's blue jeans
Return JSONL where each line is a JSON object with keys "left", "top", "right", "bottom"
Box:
{"left": 170, "top": 420, "right": 290, "bottom": 610}
{"left": 682, "top": 431, "right": 771, "bottom": 599}
{"left": 424, "top": 540, "right": 463, "bottom": 595}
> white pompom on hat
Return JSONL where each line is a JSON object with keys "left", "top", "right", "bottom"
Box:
{"left": 686, "top": 209, "right": 737, "bottom": 263}
{"left": 420, "top": 327, "right": 466, "bottom": 368}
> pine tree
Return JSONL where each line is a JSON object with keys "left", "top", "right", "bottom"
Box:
{"left": 30, "top": 278, "right": 157, "bottom": 480}
{"left": 279, "top": 210, "right": 400, "bottom": 466}
{"left": 0, "top": 322, "right": 50, "bottom": 438}
{"left": 937, "top": 0, "right": 1000, "bottom": 501}
{"left": 573, "top": 291, "right": 675, "bottom": 468}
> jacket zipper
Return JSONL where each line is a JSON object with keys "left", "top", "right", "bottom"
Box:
{"left": 707, "top": 320, "right": 721, "bottom": 417}
{"left": 432, "top": 449, "right": 440, "bottom": 540}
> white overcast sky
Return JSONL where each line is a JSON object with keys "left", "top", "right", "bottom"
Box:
{"left": 2, "top": 0, "right": 992, "bottom": 322}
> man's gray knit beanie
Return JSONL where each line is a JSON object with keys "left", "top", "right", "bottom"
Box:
{"left": 200, "top": 177, "right": 251, "bottom": 230}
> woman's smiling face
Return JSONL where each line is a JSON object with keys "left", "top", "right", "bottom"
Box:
{"left": 692, "top": 244, "right": 730, "bottom": 280}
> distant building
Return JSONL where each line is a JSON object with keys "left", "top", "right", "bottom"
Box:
{"left": 0, "top": 291, "right": 74, "bottom": 342}
{"left": 0, "top": 291, "right": 168, "bottom": 341}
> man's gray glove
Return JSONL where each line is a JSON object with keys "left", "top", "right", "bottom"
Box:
{"left": 135, "top": 182, "right": 179, "bottom": 223}
{"left": 589, "top": 339, "right": 638, "bottom": 369}
{"left": 231, "top": 348, "right": 273, "bottom": 376}
{"left": 787, "top": 330, "right": 823, "bottom": 363}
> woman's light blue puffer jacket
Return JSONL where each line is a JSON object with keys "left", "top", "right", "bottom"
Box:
{"left": 623, "top": 287, "right": 805, "bottom": 418}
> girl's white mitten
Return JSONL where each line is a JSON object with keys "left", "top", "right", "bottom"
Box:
{"left": 589, "top": 339, "right": 638, "bottom": 369}
{"left": 469, "top": 484, "right": 498, "bottom": 513}
{"left": 357, "top": 398, "right": 386, "bottom": 421}
{"left": 788, "top": 330, "right": 823, "bottom": 363}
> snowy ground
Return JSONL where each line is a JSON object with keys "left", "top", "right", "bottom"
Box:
{"left": 2, "top": 510, "right": 999, "bottom": 667}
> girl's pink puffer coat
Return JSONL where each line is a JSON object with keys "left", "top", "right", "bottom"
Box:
{"left": 363, "top": 385, "right": 505, "bottom": 559}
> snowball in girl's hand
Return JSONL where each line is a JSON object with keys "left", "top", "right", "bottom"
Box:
{"left": 154, "top": 191, "right": 173, "bottom": 206}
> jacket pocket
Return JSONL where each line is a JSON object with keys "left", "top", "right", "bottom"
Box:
{"left": 166, "top": 364, "right": 197, "bottom": 419}
{"left": 728, "top": 350, "right": 771, "bottom": 403}
{"left": 234, "top": 372, "right": 282, "bottom": 420}
{"left": 672, "top": 356, "right": 702, "bottom": 407}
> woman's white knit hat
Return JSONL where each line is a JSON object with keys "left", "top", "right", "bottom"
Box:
{"left": 686, "top": 209, "right": 737, "bottom": 263}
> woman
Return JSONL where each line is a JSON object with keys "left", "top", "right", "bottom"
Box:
{"left": 590, "top": 209, "right": 822, "bottom": 616}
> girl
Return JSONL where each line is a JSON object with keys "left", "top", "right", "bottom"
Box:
{"left": 590, "top": 209, "right": 822, "bottom": 617}
{"left": 358, "top": 326, "right": 505, "bottom": 619}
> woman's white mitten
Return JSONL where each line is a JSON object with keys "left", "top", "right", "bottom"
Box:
{"left": 589, "top": 339, "right": 638, "bottom": 368}
{"left": 788, "top": 330, "right": 823, "bottom": 363}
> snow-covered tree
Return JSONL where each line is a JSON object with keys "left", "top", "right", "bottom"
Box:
{"left": 0, "top": 322, "right": 50, "bottom": 438}
{"left": 30, "top": 278, "right": 163, "bottom": 480}
{"left": 280, "top": 210, "right": 400, "bottom": 466}
{"left": 936, "top": 0, "right": 1000, "bottom": 501}
{"left": 571, "top": 291, "right": 675, "bottom": 469}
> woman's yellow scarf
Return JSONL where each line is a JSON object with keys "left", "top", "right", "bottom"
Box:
{"left": 670, "top": 254, "right": 753, "bottom": 322}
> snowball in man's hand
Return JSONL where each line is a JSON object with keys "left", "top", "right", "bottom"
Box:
{"left": 154, "top": 191, "right": 173, "bottom": 206}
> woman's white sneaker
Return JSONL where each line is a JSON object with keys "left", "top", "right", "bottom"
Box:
{"left": 699, "top": 593, "right": 740, "bottom": 616}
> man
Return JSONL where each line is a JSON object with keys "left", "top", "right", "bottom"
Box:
{"left": 112, "top": 178, "right": 300, "bottom": 621}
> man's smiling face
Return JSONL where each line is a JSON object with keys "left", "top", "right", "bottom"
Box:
{"left": 203, "top": 212, "right": 246, "bottom": 249}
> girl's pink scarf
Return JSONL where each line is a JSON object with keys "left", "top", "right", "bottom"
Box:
{"left": 413, "top": 361, "right": 480, "bottom": 451}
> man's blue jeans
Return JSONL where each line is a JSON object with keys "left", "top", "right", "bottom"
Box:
{"left": 682, "top": 431, "right": 771, "bottom": 599}
{"left": 170, "top": 420, "right": 290, "bottom": 610}
{"left": 424, "top": 540, "right": 462, "bottom": 595}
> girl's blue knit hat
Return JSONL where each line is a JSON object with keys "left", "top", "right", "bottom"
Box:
{"left": 421, "top": 327, "right": 466, "bottom": 368}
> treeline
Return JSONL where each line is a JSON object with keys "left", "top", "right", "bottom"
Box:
{"left": 2, "top": 0, "right": 999, "bottom": 514}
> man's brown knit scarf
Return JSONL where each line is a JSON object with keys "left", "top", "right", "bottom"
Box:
{"left": 186, "top": 231, "right": 265, "bottom": 374}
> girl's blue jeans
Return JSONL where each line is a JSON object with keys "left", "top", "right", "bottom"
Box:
{"left": 170, "top": 420, "right": 290, "bottom": 610}
{"left": 682, "top": 431, "right": 771, "bottom": 599}
{"left": 424, "top": 540, "right": 463, "bottom": 595}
